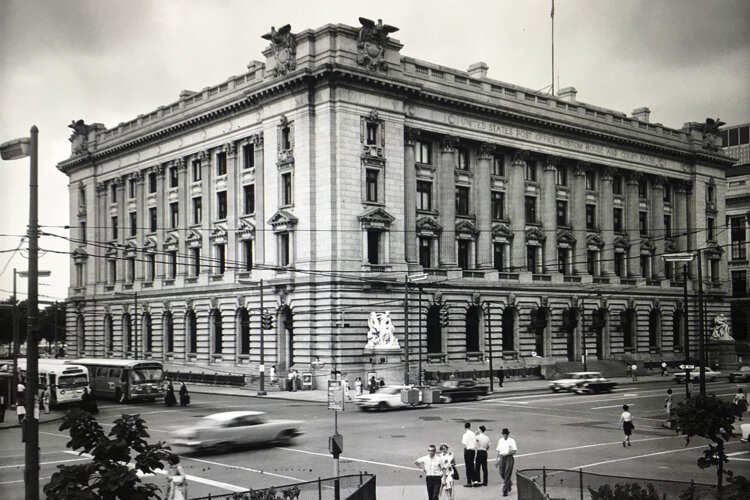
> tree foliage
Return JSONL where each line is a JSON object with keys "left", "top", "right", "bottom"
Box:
{"left": 43, "top": 408, "right": 177, "bottom": 500}
{"left": 589, "top": 482, "right": 665, "bottom": 500}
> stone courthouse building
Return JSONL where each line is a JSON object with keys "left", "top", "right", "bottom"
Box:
{"left": 58, "top": 19, "right": 736, "bottom": 386}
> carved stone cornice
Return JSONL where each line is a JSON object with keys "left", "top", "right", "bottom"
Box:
{"left": 441, "top": 135, "right": 458, "bottom": 153}
{"left": 404, "top": 126, "right": 421, "bottom": 146}
{"left": 477, "top": 143, "right": 494, "bottom": 160}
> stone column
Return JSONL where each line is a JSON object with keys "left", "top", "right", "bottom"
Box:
{"left": 674, "top": 181, "right": 689, "bottom": 253}
{"left": 599, "top": 167, "right": 615, "bottom": 276}
{"left": 199, "top": 150, "right": 211, "bottom": 275}
{"left": 626, "top": 172, "right": 641, "bottom": 278}
{"left": 132, "top": 171, "right": 144, "bottom": 282}
{"left": 571, "top": 162, "right": 587, "bottom": 274}
{"left": 475, "top": 143, "right": 493, "bottom": 269}
{"left": 115, "top": 176, "right": 126, "bottom": 284}
{"left": 224, "top": 142, "right": 237, "bottom": 274}
{"left": 651, "top": 176, "right": 666, "bottom": 278}
{"left": 175, "top": 159, "right": 188, "bottom": 280}
{"left": 95, "top": 181, "right": 108, "bottom": 284}
{"left": 252, "top": 133, "right": 265, "bottom": 265}
{"left": 438, "top": 136, "right": 458, "bottom": 267}
{"left": 509, "top": 150, "right": 527, "bottom": 271}
{"left": 542, "top": 156, "right": 559, "bottom": 274}
{"left": 404, "top": 127, "right": 419, "bottom": 266}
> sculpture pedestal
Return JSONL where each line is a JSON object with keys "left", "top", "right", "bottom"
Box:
{"left": 363, "top": 347, "right": 405, "bottom": 386}
{"left": 708, "top": 340, "right": 738, "bottom": 371}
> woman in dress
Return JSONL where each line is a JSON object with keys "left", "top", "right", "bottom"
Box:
{"left": 619, "top": 404, "right": 634, "bottom": 447}
{"left": 734, "top": 387, "right": 747, "bottom": 421}
{"left": 354, "top": 377, "right": 363, "bottom": 396}
{"left": 166, "top": 463, "right": 188, "bottom": 500}
{"left": 164, "top": 381, "right": 177, "bottom": 407}
{"left": 437, "top": 443, "right": 456, "bottom": 499}
{"left": 178, "top": 382, "right": 190, "bottom": 406}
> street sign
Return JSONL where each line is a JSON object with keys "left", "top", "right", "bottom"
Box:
{"left": 679, "top": 364, "right": 695, "bottom": 370}
{"left": 327, "top": 380, "right": 344, "bottom": 411}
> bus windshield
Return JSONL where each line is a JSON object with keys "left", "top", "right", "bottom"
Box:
{"left": 131, "top": 367, "right": 164, "bottom": 384}
{"left": 57, "top": 374, "right": 89, "bottom": 388}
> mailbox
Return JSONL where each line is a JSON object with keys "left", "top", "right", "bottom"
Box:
{"left": 421, "top": 388, "right": 441, "bottom": 404}
{"left": 401, "top": 388, "right": 420, "bottom": 405}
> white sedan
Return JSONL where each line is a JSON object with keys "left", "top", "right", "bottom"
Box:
{"left": 549, "top": 372, "right": 608, "bottom": 393}
{"left": 170, "top": 411, "right": 303, "bottom": 453}
{"left": 672, "top": 367, "right": 722, "bottom": 383}
{"left": 354, "top": 385, "right": 427, "bottom": 411}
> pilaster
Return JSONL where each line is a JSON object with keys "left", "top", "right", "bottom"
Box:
{"left": 252, "top": 133, "right": 265, "bottom": 265}
{"left": 509, "top": 150, "right": 527, "bottom": 271}
{"left": 542, "top": 156, "right": 559, "bottom": 274}
{"left": 626, "top": 172, "right": 641, "bottom": 278}
{"left": 404, "top": 127, "right": 419, "bottom": 265}
{"left": 438, "top": 136, "right": 458, "bottom": 267}
{"left": 600, "top": 167, "right": 615, "bottom": 276}
{"left": 571, "top": 162, "right": 587, "bottom": 275}
{"left": 475, "top": 143, "right": 493, "bottom": 269}
{"left": 651, "top": 176, "right": 666, "bottom": 278}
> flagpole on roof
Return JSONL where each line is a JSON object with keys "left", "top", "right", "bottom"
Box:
{"left": 551, "top": 0, "right": 555, "bottom": 95}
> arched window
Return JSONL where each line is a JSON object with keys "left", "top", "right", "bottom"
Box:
{"left": 672, "top": 309, "right": 684, "bottom": 351}
{"left": 122, "top": 313, "right": 132, "bottom": 356}
{"left": 237, "top": 308, "right": 250, "bottom": 355}
{"left": 530, "top": 308, "right": 549, "bottom": 357}
{"left": 211, "top": 309, "right": 223, "bottom": 354}
{"left": 465, "top": 306, "right": 482, "bottom": 353}
{"left": 143, "top": 312, "right": 153, "bottom": 353}
{"left": 186, "top": 310, "right": 197, "bottom": 355}
{"left": 426, "top": 306, "right": 442, "bottom": 355}
{"left": 104, "top": 313, "right": 113, "bottom": 354}
{"left": 501, "top": 307, "right": 516, "bottom": 352}
{"left": 648, "top": 309, "right": 661, "bottom": 351}
{"left": 621, "top": 309, "right": 637, "bottom": 351}
{"left": 163, "top": 311, "right": 174, "bottom": 353}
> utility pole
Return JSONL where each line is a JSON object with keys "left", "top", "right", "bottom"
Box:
{"left": 404, "top": 275, "right": 410, "bottom": 386}
{"left": 258, "top": 279, "right": 266, "bottom": 396}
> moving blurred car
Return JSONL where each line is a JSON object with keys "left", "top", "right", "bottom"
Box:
{"left": 573, "top": 378, "right": 617, "bottom": 394}
{"left": 170, "top": 411, "right": 303, "bottom": 453}
{"left": 354, "top": 385, "right": 426, "bottom": 411}
{"left": 728, "top": 365, "right": 750, "bottom": 383}
{"left": 549, "top": 372, "right": 608, "bottom": 393}
{"left": 437, "top": 379, "right": 489, "bottom": 403}
{"left": 741, "top": 423, "right": 750, "bottom": 448}
{"left": 672, "top": 367, "right": 722, "bottom": 383}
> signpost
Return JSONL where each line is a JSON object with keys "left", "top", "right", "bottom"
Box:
{"left": 328, "top": 379, "right": 344, "bottom": 500}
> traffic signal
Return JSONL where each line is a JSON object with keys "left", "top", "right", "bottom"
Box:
{"left": 440, "top": 307, "right": 449, "bottom": 327}
{"left": 261, "top": 313, "right": 274, "bottom": 330}
{"left": 329, "top": 433, "right": 344, "bottom": 457}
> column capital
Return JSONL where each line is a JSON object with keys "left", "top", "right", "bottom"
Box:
{"left": 626, "top": 171, "right": 641, "bottom": 185}
{"left": 174, "top": 158, "right": 187, "bottom": 172}
{"left": 652, "top": 176, "right": 666, "bottom": 190}
{"left": 544, "top": 155, "right": 561, "bottom": 170}
{"left": 224, "top": 142, "right": 237, "bottom": 159}
{"left": 130, "top": 171, "right": 144, "bottom": 182}
{"left": 574, "top": 161, "right": 590, "bottom": 176}
{"left": 404, "top": 126, "right": 421, "bottom": 146}
{"left": 151, "top": 164, "right": 165, "bottom": 178}
{"left": 512, "top": 149, "right": 529, "bottom": 165}
{"left": 601, "top": 166, "right": 616, "bottom": 181}
{"left": 200, "top": 150, "right": 211, "bottom": 166}
{"left": 478, "top": 142, "right": 494, "bottom": 160}
{"left": 677, "top": 180, "right": 692, "bottom": 194}
{"left": 441, "top": 135, "right": 459, "bottom": 152}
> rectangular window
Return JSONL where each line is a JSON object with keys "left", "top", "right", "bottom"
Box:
{"left": 111, "top": 216, "right": 118, "bottom": 240}
{"left": 167, "top": 251, "right": 177, "bottom": 279}
{"left": 169, "top": 166, "right": 178, "bottom": 188}
{"left": 243, "top": 144, "right": 254, "bottom": 169}
{"left": 217, "top": 191, "right": 228, "bottom": 219}
{"left": 710, "top": 258, "right": 719, "bottom": 284}
{"left": 110, "top": 183, "right": 117, "bottom": 203}
{"left": 455, "top": 186, "right": 470, "bottom": 216}
{"left": 192, "top": 159, "right": 202, "bottom": 182}
{"left": 149, "top": 208, "right": 157, "bottom": 233}
{"left": 587, "top": 250, "right": 599, "bottom": 276}
{"left": 419, "top": 237, "right": 432, "bottom": 268}
{"left": 192, "top": 196, "right": 202, "bottom": 225}
{"left": 75, "top": 262, "right": 84, "bottom": 287}
{"left": 366, "top": 169, "right": 379, "bottom": 202}
{"left": 612, "top": 174, "right": 623, "bottom": 195}
{"left": 663, "top": 185, "right": 672, "bottom": 203}
{"left": 170, "top": 202, "right": 179, "bottom": 229}
{"left": 638, "top": 178, "right": 648, "bottom": 198}
{"left": 558, "top": 248, "right": 569, "bottom": 274}
{"left": 80, "top": 221, "right": 87, "bottom": 244}
{"left": 242, "top": 240, "right": 253, "bottom": 271}
{"left": 613, "top": 207, "right": 623, "bottom": 232}
{"left": 730, "top": 216, "right": 747, "bottom": 260}
{"left": 146, "top": 253, "right": 155, "bottom": 282}
{"left": 493, "top": 243, "right": 506, "bottom": 271}
{"left": 526, "top": 246, "right": 538, "bottom": 273}
{"left": 367, "top": 229, "right": 381, "bottom": 264}
{"left": 706, "top": 184, "right": 716, "bottom": 203}
{"left": 639, "top": 211, "right": 648, "bottom": 236}
{"left": 108, "top": 260, "right": 117, "bottom": 285}
{"left": 492, "top": 156, "right": 505, "bottom": 176}
{"left": 525, "top": 161, "right": 537, "bottom": 182}
{"left": 417, "top": 181, "right": 432, "bottom": 211}
{"left": 215, "top": 244, "right": 226, "bottom": 274}
{"left": 492, "top": 191, "right": 505, "bottom": 219}
{"left": 586, "top": 204, "right": 596, "bottom": 230}
{"left": 279, "top": 233, "right": 290, "bottom": 266}
{"left": 281, "top": 172, "right": 293, "bottom": 205}
{"left": 216, "top": 152, "right": 227, "bottom": 176}
{"left": 129, "top": 212, "right": 137, "bottom": 237}
{"left": 457, "top": 148, "right": 469, "bottom": 170}
{"left": 128, "top": 178, "right": 136, "bottom": 199}
{"left": 457, "top": 240, "right": 470, "bottom": 269}
{"left": 556, "top": 200, "right": 568, "bottom": 226}
{"left": 585, "top": 171, "right": 596, "bottom": 190}
{"left": 525, "top": 196, "right": 537, "bottom": 223}
{"left": 614, "top": 252, "right": 625, "bottom": 277}
{"left": 148, "top": 172, "right": 157, "bottom": 193}
{"left": 707, "top": 217, "right": 716, "bottom": 241}
{"left": 732, "top": 271, "right": 747, "bottom": 298}
{"left": 366, "top": 122, "right": 378, "bottom": 145}
{"left": 191, "top": 247, "right": 201, "bottom": 276}
{"left": 664, "top": 214, "right": 672, "bottom": 238}
{"left": 556, "top": 166, "right": 567, "bottom": 186}
{"left": 640, "top": 255, "right": 650, "bottom": 278}
{"left": 416, "top": 141, "right": 431, "bottom": 164}
{"left": 741, "top": 125, "right": 750, "bottom": 144}
{"left": 243, "top": 184, "right": 255, "bottom": 214}
{"left": 126, "top": 257, "right": 135, "bottom": 283}
{"left": 281, "top": 125, "right": 291, "bottom": 150}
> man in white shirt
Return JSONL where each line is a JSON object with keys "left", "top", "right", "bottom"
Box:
{"left": 414, "top": 444, "right": 442, "bottom": 500}
{"left": 475, "top": 425, "right": 491, "bottom": 486}
{"left": 495, "top": 427, "right": 517, "bottom": 496}
{"left": 461, "top": 422, "right": 477, "bottom": 487}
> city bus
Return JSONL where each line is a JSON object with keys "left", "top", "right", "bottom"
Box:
{"left": 17, "top": 359, "right": 90, "bottom": 407}
{"left": 68, "top": 358, "right": 165, "bottom": 403}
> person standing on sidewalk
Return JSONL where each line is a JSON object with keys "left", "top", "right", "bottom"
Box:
{"left": 461, "top": 422, "right": 477, "bottom": 487}
{"left": 495, "top": 428, "right": 516, "bottom": 496}
{"left": 497, "top": 367, "right": 505, "bottom": 388}
{"left": 734, "top": 388, "right": 747, "bottom": 421}
{"left": 437, "top": 443, "right": 456, "bottom": 500}
{"left": 661, "top": 361, "right": 668, "bottom": 377}
{"left": 354, "top": 377, "right": 363, "bottom": 396}
{"left": 475, "top": 425, "right": 491, "bottom": 486}
{"left": 414, "top": 444, "right": 442, "bottom": 500}
{"left": 631, "top": 364, "right": 638, "bottom": 381}
{"left": 179, "top": 382, "right": 190, "bottom": 406}
{"left": 619, "top": 404, "right": 634, "bottom": 447}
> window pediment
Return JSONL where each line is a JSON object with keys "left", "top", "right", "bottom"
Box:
{"left": 704, "top": 241, "right": 723, "bottom": 259}
{"left": 455, "top": 219, "right": 479, "bottom": 238}
{"left": 73, "top": 246, "right": 88, "bottom": 262}
{"left": 526, "top": 227, "right": 546, "bottom": 243}
{"left": 358, "top": 207, "right": 394, "bottom": 229}
{"left": 640, "top": 238, "right": 656, "bottom": 253}
{"left": 186, "top": 230, "right": 202, "bottom": 248}
{"left": 124, "top": 239, "right": 138, "bottom": 256}
{"left": 237, "top": 219, "right": 256, "bottom": 240}
{"left": 144, "top": 236, "right": 157, "bottom": 253}
{"left": 105, "top": 242, "right": 119, "bottom": 257}
{"left": 587, "top": 233, "right": 605, "bottom": 249}
{"left": 211, "top": 225, "right": 228, "bottom": 243}
{"left": 492, "top": 224, "right": 514, "bottom": 241}
{"left": 613, "top": 235, "right": 629, "bottom": 250}
{"left": 268, "top": 209, "right": 298, "bottom": 231}
{"left": 416, "top": 216, "right": 442, "bottom": 236}
{"left": 164, "top": 233, "right": 180, "bottom": 250}
{"left": 557, "top": 229, "right": 576, "bottom": 247}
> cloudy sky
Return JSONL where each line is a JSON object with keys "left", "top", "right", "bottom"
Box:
{"left": 1, "top": 0, "right": 749, "bottom": 302}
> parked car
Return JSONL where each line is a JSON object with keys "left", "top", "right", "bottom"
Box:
{"left": 549, "top": 372, "right": 608, "bottom": 393}
{"left": 437, "top": 379, "right": 489, "bottom": 403}
{"left": 672, "top": 367, "right": 722, "bottom": 383}
{"left": 170, "top": 411, "right": 303, "bottom": 453}
{"left": 354, "top": 385, "right": 426, "bottom": 411}
{"left": 728, "top": 365, "right": 750, "bottom": 383}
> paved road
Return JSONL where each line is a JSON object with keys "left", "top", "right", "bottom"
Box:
{"left": 1, "top": 379, "right": 748, "bottom": 499}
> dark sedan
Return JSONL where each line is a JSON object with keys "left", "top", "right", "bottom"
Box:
{"left": 728, "top": 365, "right": 750, "bottom": 383}
{"left": 437, "top": 379, "right": 489, "bottom": 403}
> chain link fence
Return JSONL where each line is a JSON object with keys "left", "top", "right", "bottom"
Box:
{"left": 518, "top": 468, "right": 717, "bottom": 500}
{"left": 188, "top": 473, "right": 375, "bottom": 500}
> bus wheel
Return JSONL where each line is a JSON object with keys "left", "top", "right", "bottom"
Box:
{"left": 116, "top": 389, "right": 127, "bottom": 404}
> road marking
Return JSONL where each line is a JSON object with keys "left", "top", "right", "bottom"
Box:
{"left": 182, "top": 456, "right": 306, "bottom": 483}
{"left": 0, "top": 457, "right": 88, "bottom": 469}
{"left": 278, "top": 447, "right": 421, "bottom": 471}
{"left": 591, "top": 403, "right": 635, "bottom": 409}
{"left": 0, "top": 476, "right": 51, "bottom": 485}
{"left": 575, "top": 444, "right": 710, "bottom": 469}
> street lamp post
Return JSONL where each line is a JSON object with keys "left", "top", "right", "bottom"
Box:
{"left": 2, "top": 126, "right": 41, "bottom": 500}
{"left": 404, "top": 273, "right": 427, "bottom": 386}
{"left": 696, "top": 250, "right": 706, "bottom": 397}
{"left": 258, "top": 279, "right": 266, "bottom": 396}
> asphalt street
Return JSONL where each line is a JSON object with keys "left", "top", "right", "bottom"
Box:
{"left": 1, "top": 379, "right": 748, "bottom": 499}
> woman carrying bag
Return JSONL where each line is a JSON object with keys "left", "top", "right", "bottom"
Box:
{"left": 438, "top": 443, "right": 457, "bottom": 500}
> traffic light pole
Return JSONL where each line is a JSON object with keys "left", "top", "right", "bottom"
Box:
{"left": 258, "top": 279, "right": 266, "bottom": 396}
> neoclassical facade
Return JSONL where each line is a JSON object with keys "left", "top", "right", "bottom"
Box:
{"left": 58, "top": 19, "right": 735, "bottom": 384}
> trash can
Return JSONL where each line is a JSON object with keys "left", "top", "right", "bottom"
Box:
{"left": 421, "top": 388, "right": 441, "bottom": 405}
{"left": 301, "top": 372, "right": 313, "bottom": 390}
{"left": 401, "top": 388, "right": 420, "bottom": 405}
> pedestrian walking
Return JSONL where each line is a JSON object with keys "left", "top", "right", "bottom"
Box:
{"left": 270, "top": 364, "right": 278, "bottom": 385}
{"left": 734, "top": 387, "right": 748, "bottom": 421}
{"left": 41, "top": 388, "right": 50, "bottom": 414}
{"left": 369, "top": 375, "right": 377, "bottom": 394}
{"left": 475, "top": 425, "right": 491, "bottom": 486}
{"left": 619, "top": 404, "right": 634, "bottom": 447}
{"left": 166, "top": 463, "right": 188, "bottom": 500}
{"left": 660, "top": 361, "right": 668, "bottom": 377}
{"left": 16, "top": 402, "right": 26, "bottom": 423}
{"left": 497, "top": 367, "right": 505, "bottom": 387}
{"left": 164, "top": 380, "right": 177, "bottom": 407}
{"left": 631, "top": 364, "right": 638, "bottom": 381}
{"left": 292, "top": 370, "right": 299, "bottom": 392}
{"left": 17, "top": 381, "right": 25, "bottom": 403}
{"left": 355, "top": 377, "right": 363, "bottom": 396}
{"left": 438, "top": 443, "right": 456, "bottom": 499}
{"left": 179, "top": 382, "right": 190, "bottom": 406}
{"left": 288, "top": 371, "right": 295, "bottom": 392}
{"left": 664, "top": 388, "right": 673, "bottom": 419}
{"left": 379, "top": 376, "right": 385, "bottom": 387}
{"left": 81, "top": 387, "right": 98, "bottom": 414}
{"left": 461, "top": 422, "right": 477, "bottom": 488}
{"left": 495, "top": 428, "right": 517, "bottom": 497}
{"left": 414, "top": 443, "right": 443, "bottom": 500}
